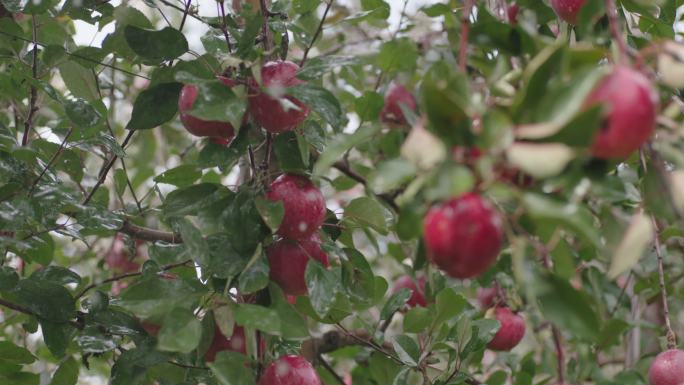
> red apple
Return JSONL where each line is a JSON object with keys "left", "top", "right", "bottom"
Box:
{"left": 266, "top": 174, "right": 326, "bottom": 240}
{"left": 248, "top": 60, "right": 309, "bottom": 133}
{"left": 391, "top": 275, "right": 427, "bottom": 308}
{"left": 423, "top": 193, "right": 503, "bottom": 279}
{"left": 649, "top": 349, "right": 684, "bottom": 385}
{"left": 258, "top": 355, "right": 322, "bottom": 385}
{"left": 586, "top": 66, "right": 657, "bottom": 159}
{"left": 507, "top": 3, "right": 519, "bottom": 24}
{"left": 477, "top": 285, "right": 500, "bottom": 309}
{"left": 267, "top": 234, "right": 330, "bottom": 296}
{"left": 487, "top": 307, "right": 525, "bottom": 351}
{"left": 550, "top": 0, "right": 588, "bottom": 24}
{"left": 205, "top": 324, "right": 252, "bottom": 362}
{"left": 105, "top": 234, "right": 144, "bottom": 274}
{"left": 142, "top": 321, "right": 161, "bottom": 337}
{"left": 380, "top": 84, "right": 417, "bottom": 126}
{"left": 178, "top": 76, "right": 237, "bottom": 141}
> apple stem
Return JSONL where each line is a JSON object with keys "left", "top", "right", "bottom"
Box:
{"left": 603, "top": 0, "right": 630, "bottom": 64}
{"left": 652, "top": 215, "right": 678, "bottom": 350}
{"left": 458, "top": 0, "right": 475, "bottom": 72}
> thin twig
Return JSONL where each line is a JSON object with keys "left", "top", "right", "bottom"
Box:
{"left": 652, "top": 217, "right": 677, "bottom": 349}
{"left": 76, "top": 259, "right": 192, "bottom": 299}
{"left": 552, "top": 327, "right": 565, "bottom": 384}
{"left": 119, "top": 221, "right": 182, "bottom": 243}
{"left": 218, "top": 1, "right": 233, "bottom": 53}
{"left": 604, "top": 0, "right": 629, "bottom": 63}
{"left": 22, "top": 15, "right": 39, "bottom": 146}
{"left": 29, "top": 127, "right": 74, "bottom": 194}
{"left": 83, "top": 130, "right": 136, "bottom": 205}
{"left": 458, "top": 0, "right": 474, "bottom": 72}
{"left": 179, "top": 0, "right": 192, "bottom": 32}
{"left": 330, "top": 159, "right": 399, "bottom": 212}
{"left": 317, "top": 354, "right": 346, "bottom": 385}
{"left": 258, "top": 0, "right": 272, "bottom": 51}
{"left": 299, "top": 0, "right": 334, "bottom": 66}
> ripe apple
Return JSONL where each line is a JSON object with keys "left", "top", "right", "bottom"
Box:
{"left": 258, "top": 355, "right": 322, "bottom": 385}
{"left": 649, "top": 349, "right": 684, "bottom": 385}
{"left": 391, "top": 275, "right": 428, "bottom": 308}
{"left": 205, "top": 324, "right": 257, "bottom": 362}
{"left": 477, "top": 285, "right": 500, "bottom": 309}
{"left": 267, "top": 234, "right": 330, "bottom": 296}
{"left": 550, "top": 0, "right": 588, "bottom": 24}
{"left": 178, "top": 76, "right": 237, "bottom": 141}
{"left": 266, "top": 174, "right": 326, "bottom": 240}
{"left": 586, "top": 66, "right": 657, "bottom": 159}
{"left": 380, "top": 84, "right": 417, "bottom": 126}
{"left": 105, "top": 234, "right": 144, "bottom": 274}
{"left": 423, "top": 193, "right": 503, "bottom": 279}
{"left": 487, "top": 307, "right": 525, "bottom": 351}
{"left": 507, "top": 3, "right": 519, "bottom": 24}
{"left": 248, "top": 60, "right": 309, "bottom": 134}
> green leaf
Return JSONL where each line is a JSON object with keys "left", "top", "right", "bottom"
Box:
{"left": 421, "top": 61, "right": 472, "bottom": 145}
{"left": 208, "top": 351, "right": 255, "bottom": 385}
{"left": 269, "top": 284, "right": 309, "bottom": 339}
{"left": 522, "top": 193, "right": 601, "bottom": 249}
{"left": 175, "top": 218, "right": 211, "bottom": 266}
{"left": 40, "top": 321, "right": 74, "bottom": 358}
{"left": 0, "top": 341, "right": 35, "bottom": 365}
{"left": 59, "top": 61, "right": 99, "bottom": 101}
{"left": 313, "top": 125, "right": 379, "bottom": 175}
{"left": 403, "top": 307, "right": 431, "bottom": 333}
{"left": 341, "top": 248, "right": 375, "bottom": 306}
{"left": 118, "top": 277, "right": 206, "bottom": 319}
{"left": 50, "top": 358, "right": 78, "bottom": 385}
{"left": 273, "top": 131, "right": 307, "bottom": 172}
{"left": 0, "top": 266, "right": 19, "bottom": 291}
{"left": 124, "top": 26, "right": 188, "bottom": 63}
{"left": 30, "top": 266, "right": 81, "bottom": 286}
{"left": 305, "top": 261, "right": 340, "bottom": 317}
{"left": 174, "top": 73, "right": 247, "bottom": 129}
{"left": 75, "top": 326, "right": 117, "bottom": 354}
{"left": 512, "top": 43, "right": 565, "bottom": 120}
{"left": 459, "top": 319, "right": 500, "bottom": 359}
{"left": 12, "top": 279, "right": 75, "bottom": 322}
{"left": 0, "top": 372, "right": 39, "bottom": 385}
{"left": 233, "top": 304, "right": 281, "bottom": 334}
{"left": 434, "top": 288, "right": 467, "bottom": 326}
{"left": 536, "top": 274, "right": 601, "bottom": 341}
{"left": 297, "top": 56, "right": 358, "bottom": 81}
{"left": 380, "top": 289, "right": 411, "bottom": 320}
{"left": 355, "top": 91, "right": 384, "bottom": 121}
{"left": 344, "top": 197, "right": 388, "bottom": 233}
{"left": 162, "top": 183, "right": 228, "bottom": 218}
{"left": 126, "top": 82, "right": 184, "bottom": 130}
{"left": 288, "top": 83, "right": 344, "bottom": 128}
{"left": 238, "top": 253, "right": 270, "bottom": 294}
{"left": 255, "top": 197, "right": 284, "bottom": 234}
{"left": 154, "top": 165, "right": 202, "bottom": 187}
{"left": 392, "top": 335, "right": 419, "bottom": 366}
{"left": 157, "top": 307, "right": 202, "bottom": 353}
{"left": 368, "top": 158, "right": 416, "bottom": 193}
{"left": 376, "top": 38, "right": 419, "bottom": 73}
{"left": 64, "top": 99, "right": 102, "bottom": 128}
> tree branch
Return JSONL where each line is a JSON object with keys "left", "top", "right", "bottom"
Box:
{"left": 75, "top": 259, "right": 192, "bottom": 299}
{"left": 604, "top": 0, "right": 629, "bottom": 63}
{"left": 29, "top": 127, "right": 73, "bottom": 194}
{"left": 119, "top": 221, "right": 183, "bottom": 244}
{"left": 83, "top": 130, "right": 136, "bottom": 205}
{"left": 299, "top": 0, "right": 334, "bottom": 66}
{"left": 652, "top": 217, "right": 677, "bottom": 349}
{"left": 458, "top": 0, "right": 474, "bottom": 72}
{"left": 0, "top": 298, "right": 33, "bottom": 315}
{"left": 22, "top": 15, "right": 39, "bottom": 146}
{"left": 331, "top": 160, "right": 400, "bottom": 212}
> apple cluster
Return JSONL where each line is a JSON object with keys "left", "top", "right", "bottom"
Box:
{"left": 177, "top": 60, "right": 310, "bottom": 144}
{"left": 265, "top": 174, "right": 328, "bottom": 297}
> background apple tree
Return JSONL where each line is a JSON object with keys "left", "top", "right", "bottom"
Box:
{"left": 1, "top": 0, "right": 684, "bottom": 384}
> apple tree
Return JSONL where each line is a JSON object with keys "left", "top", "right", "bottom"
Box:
{"left": 0, "top": 0, "right": 684, "bottom": 384}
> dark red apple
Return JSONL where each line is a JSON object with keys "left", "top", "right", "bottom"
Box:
{"left": 380, "top": 84, "right": 417, "bottom": 126}
{"left": 267, "top": 234, "right": 330, "bottom": 296}
{"left": 423, "top": 193, "right": 503, "bottom": 279}
{"left": 105, "top": 234, "right": 144, "bottom": 274}
{"left": 266, "top": 174, "right": 326, "bottom": 240}
{"left": 477, "top": 285, "right": 501, "bottom": 309}
{"left": 205, "top": 324, "right": 252, "bottom": 362}
{"left": 248, "top": 60, "right": 309, "bottom": 134}
{"left": 487, "top": 307, "right": 525, "bottom": 351}
{"left": 178, "top": 76, "right": 237, "bottom": 141}
{"left": 391, "top": 275, "right": 427, "bottom": 308}
{"left": 649, "top": 349, "right": 684, "bottom": 385}
{"left": 507, "top": 3, "right": 519, "bottom": 24}
{"left": 586, "top": 66, "right": 657, "bottom": 159}
{"left": 258, "top": 355, "right": 322, "bottom": 385}
{"left": 142, "top": 321, "right": 161, "bottom": 337}
{"left": 550, "top": 0, "right": 588, "bottom": 24}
